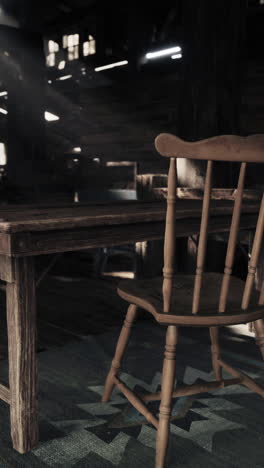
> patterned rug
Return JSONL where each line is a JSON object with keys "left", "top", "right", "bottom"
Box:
{"left": 0, "top": 319, "right": 263, "bottom": 467}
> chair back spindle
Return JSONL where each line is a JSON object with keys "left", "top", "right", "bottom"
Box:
{"left": 242, "top": 194, "right": 264, "bottom": 308}
{"left": 192, "top": 160, "right": 213, "bottom": 314}
{"left": 163, "top": 158, "right": 177, "bottom": 313}
{"left": 218, "top": 162, "right": 247, "bottom": 312}
{"left": 105, "top": 132, "right": 264, "bottom": 468}
{"left": 155, "top": 133, "right": 264, "bottom": 317}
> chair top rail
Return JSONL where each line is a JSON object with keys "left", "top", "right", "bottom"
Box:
{"left": 155, "top": 133, "right": 264, "bottom": 163}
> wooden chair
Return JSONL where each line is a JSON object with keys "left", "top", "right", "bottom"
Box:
{"left": 102, "top": 133, "right": 264, "bottom": 468}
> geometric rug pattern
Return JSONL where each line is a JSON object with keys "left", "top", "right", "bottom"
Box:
{"left": 0, "top": 320, "right": 263, "bottom": 467}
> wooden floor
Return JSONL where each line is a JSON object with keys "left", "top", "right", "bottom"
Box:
{"left": 0, "top": 252, "right": 132, "bottom": 362}
{"left": 0, "top": 250, "right": 257, "bottom": 363}
{"left": 0, "top": 252, "right": 261, "bottom": 468}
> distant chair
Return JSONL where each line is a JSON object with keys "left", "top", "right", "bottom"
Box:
{"left": 102, "top": 133, "right": 264, "bottom": 468}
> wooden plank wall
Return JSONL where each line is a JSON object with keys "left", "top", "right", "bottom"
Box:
{"left": 45, "top": 58, "right": 264, "bottom": 200}
{"left": 46, "top": 70, "right": 181, "bottom": 198}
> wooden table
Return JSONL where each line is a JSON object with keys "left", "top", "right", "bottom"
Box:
{"left": 0, "top": 199, "right": 261, "bottom": 453}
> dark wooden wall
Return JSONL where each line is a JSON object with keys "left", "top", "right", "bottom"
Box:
{"left": 44, "top": 2, "right": 264, "bottom": 199}
{"left": 0, "top": 2, "right": 264, "bottom": 201}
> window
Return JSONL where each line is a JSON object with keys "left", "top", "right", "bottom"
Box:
{"left": 83, "top": 35, "right": 96, "bottom": 57}
{"left": 64, "top": 34, "right": 80, "bottom": 61}
{"left": 46, "top": 40, "right": 59, "bottom": 67}
{"left": 46, "top": 34, "right": 96, "bottom": 67}
{"left": 0, "top": 143, "right": 7, "bottom": 166}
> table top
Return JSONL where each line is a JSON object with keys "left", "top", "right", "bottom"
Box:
{"left": 0, "top": 199, "right": 260, "bottom": 233}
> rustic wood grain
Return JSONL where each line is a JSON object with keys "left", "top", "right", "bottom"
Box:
{"left": 219, "top": 359, "right": 264, "bottom": 397}
{"left": 6, "top": 257, "right": 38, "bottom": 454}
{"left": 242, "top": 195, "right": 264, "bottom": 308}
{"left": 0, "top": 213, "right": 256, "bottom": 258}
{"left": 141, "top": 378, "right": 240, "bottom": 401}
{"left": 163, "top": 158, "right": 177, "bottom": 313}
{"left": 102, "top": 304, "right": 138, "bottom": 403}
{"left": 210, "top": 327, "right": 222, "bottom": 380}
{"left": 0, "top": 383, "right": 10, "bottom": 404}
{"left": 0, "top": 168, "right": 260, "bottom": 458}
{"left": 192, "top": 160, "right": 213, "bottom": 314}
{"left": 155, "top": 133, "right": 264, "bottom": 163}
{"left": 156, "top": 326, "right": 178, "bottom": 468}
{"left": 219, "top": 162, "right": 247, "bottom": 312}
{"left": 152, "top": 188, "right": 262, "bottom": 201}
{"left": 0, "top": 255, "right": 15, "bottom": 282}
{"left": 0, "top": 234, "right": 12, "bottom": 256}
{"left": 103, "top": 133, "right": 264, "bottom": 468}
{"left": 0, "top": 200, "right": 258, "bottom": 258}
{"left": 0, "top": 199, "right": 259, "bottom": 234}
{"left": 118, "top": 273, "right": 264, "bottom": 326}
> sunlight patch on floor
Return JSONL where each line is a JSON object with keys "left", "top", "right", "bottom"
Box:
{"left": 103, "top": 271, "right": 134, "bottom": 279}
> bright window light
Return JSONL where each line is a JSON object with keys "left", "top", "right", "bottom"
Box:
{"left": 83, "top": 41, "right": 90, "bottom": 57}
{"left": 45, "top": 111, "right": 60, "bottom": 122}
{"left": 58, "top": 60, "right": 66, "bottom": 70}
{"left": 0, "top": 143, "right": 7, "bottom": 165}
{"left": 48, "top": 40, "right": 59, "bottom": 53}
{"left": 46, "top": 53, "right": 55, "bottom": 67}
{"left": 73, "top": 147, "right": 82, "bottom": 153}
{"left": 74, "top": 34, "right": 79, "bottom": 46}
{"left": 63, "top": 35, "right": 68, "bottom": 48}
{"left": 0, "top": 91, "right": 7, "bottom": 97}
{"left": 146, "top": 46, "right": 181, "bottom": 60}
{"left": 171, "top": 53, "right": 182, "bottom": 60}
{"left": 68, "top": 46, "right": 79, "bottom": 61}
{"left": 67, "top": 35, "right": 74, "bottom": 47}
{"left": 83, "top": 35, "right": 96, "bottom": 57}
{"left": 95, "top": 60, "right": 128, "bottom": 72}
{"left": 89, "top": 35, "right": 96, "bottom": 55}
{"left": 0, "top": 106, "right": 60, "bottom": 122}
{"left": 56, "top": 75, "right": 72, "bottom": 81}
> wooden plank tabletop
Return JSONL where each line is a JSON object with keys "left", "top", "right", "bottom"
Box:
{"left": 0, "top": 199, "right": 260, "bottom": 233}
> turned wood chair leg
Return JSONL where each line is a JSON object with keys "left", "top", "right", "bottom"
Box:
{"left": 102, "top": 304, "right": 138, "bottom": 402}
{"left": 253, "top": 319, "right": 264, "bottom": 360}
{"left": 209, "top": 327, "right": 222, "bottom": 381}
{"left": 156, "top": 326, "right": 178, "bottom": 468}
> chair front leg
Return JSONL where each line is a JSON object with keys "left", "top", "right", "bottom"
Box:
{"left": 156, "top": 325, "right": 178, "bottom": 468}
{"left": 209, "top": 326, "right": 222, "bottom": 380}
{"left": 102, "top": 304, "right": 138, "bottom": 402}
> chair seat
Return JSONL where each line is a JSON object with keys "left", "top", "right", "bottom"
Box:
{"left": 118, "top": 273, "right": 264, "bottom": 326}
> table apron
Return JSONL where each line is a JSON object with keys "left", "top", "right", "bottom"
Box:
{"left": 0, "top": 213, "right": 257, "bottom": 258}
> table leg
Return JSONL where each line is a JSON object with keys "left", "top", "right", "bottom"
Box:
{"left": 6, "top": 256, "right": 38, "bottom": 453}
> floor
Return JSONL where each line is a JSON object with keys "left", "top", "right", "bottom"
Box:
{"left": 0, "top": 252, "right": 262, "bottom": 467}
